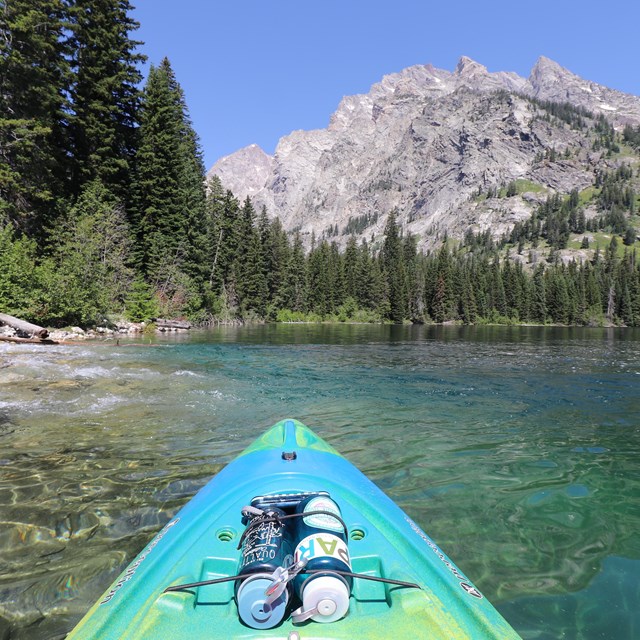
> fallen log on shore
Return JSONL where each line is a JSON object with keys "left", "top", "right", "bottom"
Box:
{"left": 0, "top": 313, "right": 49, "bottom": 339}
{"left": 155, "top": 318, "right": 192, "bottom": 330}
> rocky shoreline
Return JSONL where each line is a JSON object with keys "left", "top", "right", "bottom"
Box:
{"left": 0, "top": 319, "right": 191, "bottom": 342}
{"left": 0, "top": 317, "right": 620, "bottom": 343}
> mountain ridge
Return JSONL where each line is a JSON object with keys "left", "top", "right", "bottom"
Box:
{"left": 208, "top": 56, "right": 640, "bottom": 250}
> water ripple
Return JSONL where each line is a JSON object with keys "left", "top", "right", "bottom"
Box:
{"left": 1, "top": 326, "right": 639, "bottom": 639}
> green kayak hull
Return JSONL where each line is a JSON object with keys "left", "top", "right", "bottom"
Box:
{"left": 67, "top": 419, "right": 521, "bottom": 639}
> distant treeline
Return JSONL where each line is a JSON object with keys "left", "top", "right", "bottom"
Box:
{"left": 2, "top": 1, "right": 640, "bottom": 327}
{"left": 506, "top": 168, "right": 637, "bottom": 253}
{"left": 4, "top": 189, "right": 640, "bottom": 327}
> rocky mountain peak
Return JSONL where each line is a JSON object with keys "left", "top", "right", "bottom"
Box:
{"left": 526, "top": 56, "right": 640, "bottom": 127}
{"left": 531, "top": 55, "right": 570, "bottom": 78}
{"left": 207, "top": 56, "right": 640, "bottom": 251}
{"left": 209, "top": 143, "right": 273, "bottom": 199}
{"left": 454, "top": 55, "right": 488, "bottom": 78}
{"left": 527, "top": 56, "right": 583, "bottom": 98}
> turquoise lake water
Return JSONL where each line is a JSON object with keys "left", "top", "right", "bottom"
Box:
{"left": 1, "top": 324, "right": 639, "bottom": 638}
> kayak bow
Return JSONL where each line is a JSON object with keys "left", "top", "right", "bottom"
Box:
{"left": 68, "top": 419, "right": 521, "bottom": 639}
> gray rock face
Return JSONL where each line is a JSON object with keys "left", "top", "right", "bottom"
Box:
{"left": 525, "top": 56, "right": 640, "bottom": 127}
{"left": 210, "top": 143, "right": 274, "bottom": 201}
{"left": 207, "top": 56, "right": 640, "bottom": 249}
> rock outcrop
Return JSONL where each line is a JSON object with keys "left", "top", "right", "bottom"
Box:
{"left": 207, "top": 56, "right": 640, "bottom": 249}
{"left": 211, "top": 143, "right": 274, "bottom": 203}
{"left": 525, "top": 56, "right": 640, "bottom": 127}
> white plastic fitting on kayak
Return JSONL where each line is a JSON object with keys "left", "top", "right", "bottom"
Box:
{"left": 296, "top": 575, "right": 350, "bottom": 623}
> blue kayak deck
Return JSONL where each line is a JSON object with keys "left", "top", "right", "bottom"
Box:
{"left": 68, "top": 420, "right": 522, "bottom": 639}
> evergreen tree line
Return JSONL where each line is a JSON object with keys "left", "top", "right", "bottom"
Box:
{"left": 1, "top": 1, "right": 212, "bottom": 322}
{"left": 1, "top": 0, "right": 144, "bottom": 234}
{"left": 623, "top": 124, "right": 640, "bottom": 149}
{"left": 200, "top": 201, "right": 640, "bottom": 327}
{"left": 506, "top": 167, "right": 637, "bottom": 253}
{"left": 5, "top": 182, "right": 640, "bottom": 326}
{"left": 3, "top": 1, "right": 640, "bottom": 328}
{"left": 418, "top": 239, "right": 640, "bottom": 326}
{"left": 525, "top": 96, "right": 592, "bottom": 131}
{"left": 507, "top": 191, "right": 584, "bottom": 252}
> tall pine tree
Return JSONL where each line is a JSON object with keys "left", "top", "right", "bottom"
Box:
{"left": 132, "top": 57, "right": 207, "bottom": 316}
{"left": 235, "top": 197, "right": 268, "bottom": 316}
{"left": 282, "top": 232, "right": 307, "bottom": 312}
{"left": 381, "top": 210, "right": 407, "bottom": 322}
{"left": 0, "top": 0, "right": 70, "bottom": 234}
{"left": 67, "top": 0, "right": 144, "bottom": 201}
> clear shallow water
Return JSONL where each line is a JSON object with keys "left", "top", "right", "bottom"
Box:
{"left": 0, "top": 325, "right": 639, "bottom": 639}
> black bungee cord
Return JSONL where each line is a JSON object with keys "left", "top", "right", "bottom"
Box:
{"left": 164, "top": 506, "right": 422, "bottom": 595}
{"left": 164, "top": 569, "right": 421, "bottom": 594}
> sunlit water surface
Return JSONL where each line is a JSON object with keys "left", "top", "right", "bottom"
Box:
{"left": 1, "top": 325, "right": 639, "bottom": 639}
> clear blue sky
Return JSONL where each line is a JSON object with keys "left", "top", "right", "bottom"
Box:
{"left": 132, "top": 1, "right": 640, "bottom": 170}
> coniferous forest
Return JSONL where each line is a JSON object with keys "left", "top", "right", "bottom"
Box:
{"left": 2, "top": 1, "right": 640, "bottom": 328}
